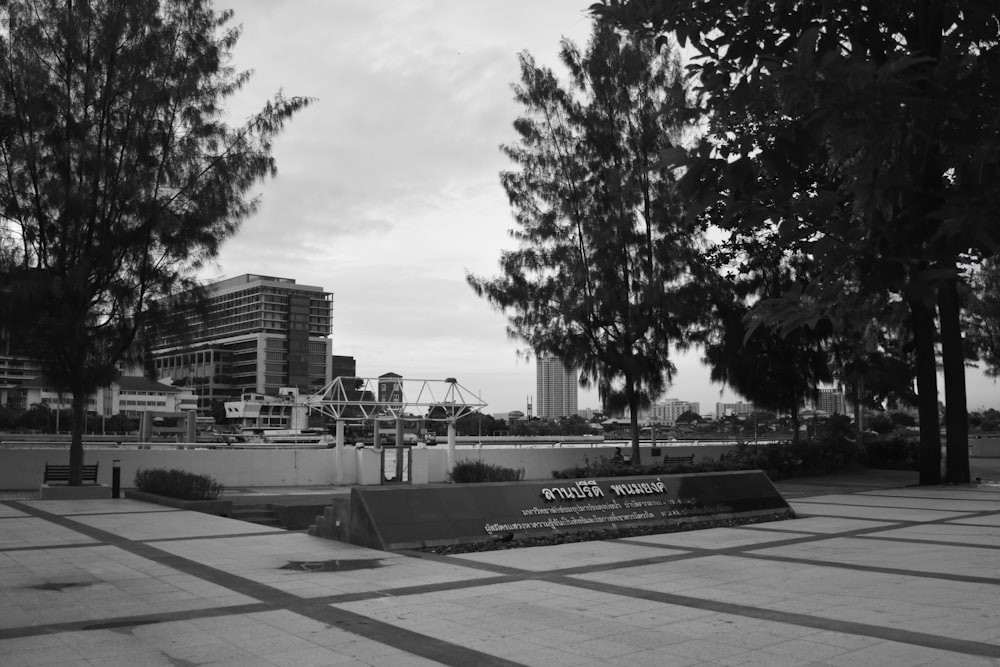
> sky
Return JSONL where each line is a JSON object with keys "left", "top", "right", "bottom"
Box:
{"left": 206, "top": 0, "right": 999, "bottom": 415}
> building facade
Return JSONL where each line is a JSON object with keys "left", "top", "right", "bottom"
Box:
{"left": 19, "top": 375, "right": 193, "bottom": 418}
{"left": 330, "top": 355, "right": 357, "bottom": 381}
{"left": 535, "top": 356, "right": 578, "bottom": 419}
{"left": 0, "top": 288, "right": 44, "bottom": 408}
{"left": 150, "top": 274, "right": 334, "bottom": 410}
{"left": 648, "top": 399, "right": 701, "bottom": 424}
{"left": 812, "top": 388, "right": 847, "bottom": 414}
{"left": 716, "top": 401, "right": 758, "bottom": 420}
{"left": 0, "top": 344, "right": 42, "bottom": 410}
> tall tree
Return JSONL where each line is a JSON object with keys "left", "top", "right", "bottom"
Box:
{"left": 0, "top": 0, "right": 309, "bottom": 483}
{"left": 594, "top": 1, "right": 1000, "bottom": 484}
{"left": 468, "top": 21, "right": 705, "bottom": 463}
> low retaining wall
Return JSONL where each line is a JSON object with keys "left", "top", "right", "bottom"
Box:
{"left": 969, "top": 437, "right": 1000, "bottom": 458}
{"left": 0, "top": 442, "right": 740, "bottom": 490}
{"left": 453, "top": 443, "right": 732, "bottom": 478}
{"left": 123, "top": 489, "right": 232, "bottom": 516}
{"left": 0, "top": 447, "right": 340, "bottom": 490}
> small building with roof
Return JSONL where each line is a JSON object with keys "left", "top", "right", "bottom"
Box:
{"left": 18, "top": 375, "right": 194, "bottom": 418}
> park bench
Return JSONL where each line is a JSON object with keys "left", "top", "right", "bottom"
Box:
{"left": 44, "top": 462, "right": 99, "bottom": 485}
{"left": 662, "top": 455, "right": 695, "bottom": 466}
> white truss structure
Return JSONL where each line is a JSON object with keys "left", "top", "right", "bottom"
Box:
{"left": 303, "top": 376, "right": 487, "bottom": 422}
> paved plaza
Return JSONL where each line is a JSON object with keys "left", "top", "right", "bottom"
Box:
{"left": 1, "top": 469, "right": 999, "bottom": 666}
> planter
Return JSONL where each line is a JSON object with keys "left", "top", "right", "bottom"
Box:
{"left": 124, "top": 488, "right": 232, "bottom": 516}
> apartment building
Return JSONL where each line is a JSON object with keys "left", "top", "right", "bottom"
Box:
{"left": 648, "top": 398, "right": 701, "bottom": 424}
{"left": 535, "top": 355, "right": 578, "bottom": 419}
{"left": 812, "top": 387, "right": 847, "bottom": 414}
{"left": 0, "top": 340, "right": 42, "bottom": 410}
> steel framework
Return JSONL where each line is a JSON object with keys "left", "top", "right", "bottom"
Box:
{"left": 303, "top": 376, "right": 487, "bottom": 422}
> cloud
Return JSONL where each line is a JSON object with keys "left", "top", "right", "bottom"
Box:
{"left": 203, "top": 2, "right": 754, "bottom": 412}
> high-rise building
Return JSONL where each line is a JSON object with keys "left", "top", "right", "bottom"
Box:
{"left": 813, "top": 388, "right": 847, "bottom": 414}
{"left": 150, "top": 274, "right": 334, "bottom": 410}
{"left": 535, "top": 355, "right": 578, "bottom": 419}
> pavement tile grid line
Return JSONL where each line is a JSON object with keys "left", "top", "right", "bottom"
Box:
{"left": 389, "top": 493, "right": 1000, "bottom": 662}
{"left": 333, "top": 577, "right": 1000, "bottom": 666}
{"left": 0, "top": 501, "right": 528, "bottom": 667}
{"left": 0, "top": 488, "right": 996, "bottom": 666}
{"left": 566, "top": 554, "right": 1000, "bottom": 657}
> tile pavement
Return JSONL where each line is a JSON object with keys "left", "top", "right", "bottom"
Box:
{"left": 0, "top": 470, "right": 998, "bottom": 666}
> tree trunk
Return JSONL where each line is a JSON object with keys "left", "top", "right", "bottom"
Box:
{"left": 789, "top": 408, "right": 800, "bottom": 447}
{"left": 908, "top": 296, "right": 941, "bottom": 485}
{"left": 938, "top": 275, "right": 970, "bottom": 483}
{"left": 626, "top": 381, "right": 641, "bottom": 465}
{"left": 69, "top": 390, "right": 87, "bottom": 486}
{"left": 854, "top": 375, "right": 865, "bottom": 440}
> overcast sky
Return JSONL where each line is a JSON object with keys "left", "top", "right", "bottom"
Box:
{"left": 207, "top": 0, "right": 998, "bottom": 415}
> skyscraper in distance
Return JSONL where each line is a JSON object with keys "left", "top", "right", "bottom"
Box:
{"left": 536, "top": 355, "right": 578, "bottom": 419}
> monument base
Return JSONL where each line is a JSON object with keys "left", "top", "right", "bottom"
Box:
{"left": 320, "top": 470, "right": 792, "bottom": 551}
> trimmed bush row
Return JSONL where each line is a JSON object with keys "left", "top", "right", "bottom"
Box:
{"left": 863, "top": 437, "right": 919, "bottom": 470}
{"left": 550, "top": 415, "right": 912, "bottom": 480}
{"left": 134, "top": 468, "right": 224, "bottom": 500}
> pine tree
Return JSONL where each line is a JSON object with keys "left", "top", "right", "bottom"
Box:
{"left": 0, "top": 0, "right": 309, "bottom": 483}
{"left": 468, "top": 21, "right": 707, "bottom": 463}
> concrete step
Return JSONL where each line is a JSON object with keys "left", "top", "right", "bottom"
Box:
{"left": 231, "top": 505, "right": 283, "bottom": 528}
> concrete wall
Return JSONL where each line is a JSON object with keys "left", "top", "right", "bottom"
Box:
{"left": 0, "top": 447, "right": 340, "bottom": 490}
{"left": 969, "top": 437, "right": 1000, "bottom": 458}
{"left": 450, "top": 444, "right": 734, "bottom": 481}
{"left": 0, "top": 442, "right": 738, "bottom": 490}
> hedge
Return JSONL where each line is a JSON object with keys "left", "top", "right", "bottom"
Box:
{"left": 134, "top": 468, "right": 224, "bottom": 500}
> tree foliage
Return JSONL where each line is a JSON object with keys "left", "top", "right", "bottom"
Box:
{"left": 967, "top": 257, "right": 1000, "bottom": 377}
{"left": 704, "top": 273, "right": 833, "bottom": 445}
{"left": 699, "top": 225, "right": 834, "bottom": 444}
{"left": 0, "top": 0, "right": 309, "bottom": 482}
{"left": 673, "top": 410, "right": 700, "bottom": 424}
{"left": 468, "top": 20, "right": 707, "bottom": 464}
{"left": 593, "top": 1, "right": 1000, "bottom": 484}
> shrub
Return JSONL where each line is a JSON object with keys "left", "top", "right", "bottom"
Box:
{"left": 720, "top": 418, "right": 864, "bottom": 480}
{"left": 867, "top": 414, "right": 895, "bottom": 434}
{"left": 450, "top": 460, "right": 524, "bottom": 483}
{"left": 889, "top": 412, "right": 917, "bottom": 428}
{"left": 863, "top": 437, "right": 919, "bottom": 470}
{"left": 554, "top": 416, "right": 865, "bottom": 481}
{"left": 134, "top": 468, "right": 224, "bottom": 500}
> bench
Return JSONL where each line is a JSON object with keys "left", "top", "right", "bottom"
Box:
{"left": 662, "top": 455, "right": 695, "bottom": 466}
{"left": 44, "top": 462, "right": 99, "bottom": 485}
